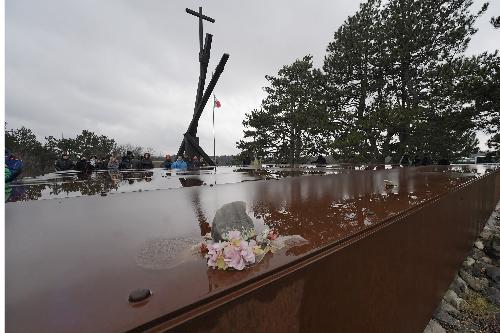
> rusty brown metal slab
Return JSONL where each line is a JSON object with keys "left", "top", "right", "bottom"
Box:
{"left": 5, "top": 165, "right": 499, "bottom": 332}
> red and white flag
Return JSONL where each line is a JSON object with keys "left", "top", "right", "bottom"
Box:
{"left": 214, "top": 96, "right": 221, "bottom": 108}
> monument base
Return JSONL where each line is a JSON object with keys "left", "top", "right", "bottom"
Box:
{"left": 5, "top": 165, "right": 500, "bottom": 332}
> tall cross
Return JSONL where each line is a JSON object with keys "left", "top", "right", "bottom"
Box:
{"left": 179, "top": 7, "right": 229, "bottom": 165}
{"left": 186, "top": 7, "right": 215, "bottom": 53}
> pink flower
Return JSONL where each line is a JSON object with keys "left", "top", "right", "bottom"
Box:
{"left": 227, "top": 230, "right": 241, "bottom": 241}
{"left": 206, "top": 242, "right": 227, "bottom": 269}
{"left": 224, "top": 245, "right": 246, "bottom": 270}
{"left": 205, "top": 230, "right": 276, "bottom": 270}
{"left": 240, "top": 240, "right": 256, "bottom": 264}
{"left": 267, "top": 229, "right": 279, "bottom": 241}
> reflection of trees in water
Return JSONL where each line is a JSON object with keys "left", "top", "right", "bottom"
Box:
{"left": 7, "top": 171, "right": 154, "bottom": 202}
{"left": 233, "top": 168, "right": 326, "bottom": 180}
{"left": 251, "top": 181, "right": 431, "bottom": 255}
{"left": 249, "top": 169, "right": 479, "bottom": 255}
{"left": 6, "top": 184, "right": 29, "bottom": 202}
{"left": 13, "top": 185, "right": 43, "bottom": 202}
{"left": 6, "top": 182, "right": 51, "bottom": 202}
{"left": 50, "top": 173, "right": 119, "bottom": 196}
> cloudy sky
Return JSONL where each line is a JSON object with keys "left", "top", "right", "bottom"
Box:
{"left": 5, "top": 0, "right": 499, "bottom": 155}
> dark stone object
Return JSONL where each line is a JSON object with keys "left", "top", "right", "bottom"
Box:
{"left": 485, "top": 236, "right": 500, "bottom": 260}
{"left": 471, "top": 247, "right": 485, "bottom": 260}
{"left": 486, "top": 287, "right": 500, "bottom": 306}
{"left": 128, "top": 288, "right": 152, "bottom": 304}
{"left": 211, "top": 201, "right": 255, "bottom": 242}
{"left": 470, "top": 262, "right": 485, "bottom": 277}
{"left": 437, "top": 300, "right": 459, "bottom": 317}
{"left": 485, "top": 265, "right": 500, "bottom": 284}
{"left": 449, "top": 276, "right": 468, "bottom": 295}
{"left": 434, "top": 308, "right": 460, "bottom": 328}
{"left": 460, "top": 269, "right": 489, "bottom": 292}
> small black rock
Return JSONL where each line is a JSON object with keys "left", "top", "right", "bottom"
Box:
{"left": 128, "top": 288, "right": 152, "bottom": 303}
{"left": 485, "top": 265, "right": 500, "bottom": 284}
{"left": 470, "top": 263, "right": 485, "bottom": 277}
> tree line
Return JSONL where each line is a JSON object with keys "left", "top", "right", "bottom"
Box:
{"left": 5, "top": 126, "right": 155, "bottom": 176}
{"left": 237, "top": 0, "right": 499, "bottom": 164}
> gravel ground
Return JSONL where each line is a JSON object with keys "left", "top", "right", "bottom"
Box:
{"left": 424, "top": 202, "right": 500, "bottom": 333}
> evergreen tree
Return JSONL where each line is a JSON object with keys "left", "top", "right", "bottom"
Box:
{"left": 237, "top": 56, "right": 330, "bottom": 164}
{"left": 381, "top": 0, "right": 487, "bottom": 159}
{"left": 239, "top": 0, "right": 494, "bottom": 164}
{"left": 492, "top": 16, "right": 500, "bottom": 28}
{"left": 5, "top": 126, "right": 56, "bottom": 175}
{"left": 456, "top": 51, "right": 500, "bottom": 153}
{"left": 323, "top": 0, "right": 389, "bottom": 162}
{"left": 323, "top": 0, "right": 488, "bottom": 162}
{"left": 44, "top": 130, "right": 116, "bottom": 159}
{"left": 75, "top": 130, "right": 117, "bottom": 158}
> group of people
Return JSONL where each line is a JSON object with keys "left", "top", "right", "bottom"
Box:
{"left": 55, "top": 151, "right": 155, "bottom": 172}
{"left": 161, "top": 154, "right": 205, "bottom": 170}
{"left": 54, "top": 151, "right": 207, "bottom": 172}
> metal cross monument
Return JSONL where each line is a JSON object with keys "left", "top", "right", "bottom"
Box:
{"left": 177, "top": 7, "right": 230, "bottom": 165}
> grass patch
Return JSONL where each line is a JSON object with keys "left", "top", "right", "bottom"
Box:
{"left": 462, "top": 291, "right": 500, "bottom": 317}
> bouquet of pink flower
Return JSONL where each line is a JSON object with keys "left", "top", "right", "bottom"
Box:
{"left": 201, "top": 228, "right": 279, "bottom": 270}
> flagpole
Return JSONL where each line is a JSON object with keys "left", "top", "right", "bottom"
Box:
{"left": 212, "top": 94, "right": 216, "bottom": 171}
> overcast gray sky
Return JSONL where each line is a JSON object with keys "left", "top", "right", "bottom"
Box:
{"left": 5, "top": 0, "right": 499, "bottom": 155}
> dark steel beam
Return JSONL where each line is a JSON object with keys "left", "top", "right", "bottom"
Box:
{"left": 186, "top": 53, "right": 229, "bottom": 137}
{"left": 185, "top": 8, "right": 215, "bottom": 23}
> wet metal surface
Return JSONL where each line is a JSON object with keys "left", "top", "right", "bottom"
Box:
{"left": 5, "top": 166, "right": 344, "bottom": 202}
{"left": 5, "top": 165, "right": 499, "bottom": 332}
{"left": 5, "top": 167, "right": 252, "bottom": 202}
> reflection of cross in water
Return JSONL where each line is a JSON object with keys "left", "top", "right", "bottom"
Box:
{"left": 189, "top": 187, "right": 211, "bottom": 236}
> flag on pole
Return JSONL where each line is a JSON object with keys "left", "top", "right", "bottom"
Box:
{"left": 214, "top": 96, "right": 221, "bottom": 108}
{"left": 212, "top": 95, "right": 218, "bottom": 169}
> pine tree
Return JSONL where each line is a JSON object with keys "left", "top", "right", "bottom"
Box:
{"left": 237, "top": 56, "right": 330, "bottom": 164}
{"left": 456, "top": 52, "right": 500, "bottom": 154}
{"left": 381, "top": 0, "right": 487, "bottom": 159}
{"left": 323, "top": 0, "right": 488, "bottom": 162}
{"left": 323, "top": 0, "right": 389, "bottom": 162}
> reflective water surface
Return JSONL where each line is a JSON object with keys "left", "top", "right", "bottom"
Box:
{"left": 5, "top": 164, "right": 498, "bottom": 333}
{"left": 6, "top": 164, "right": 494, "bottom": 202}
{"left": 5, "top": 166, "right": 344, "bottom": 202}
